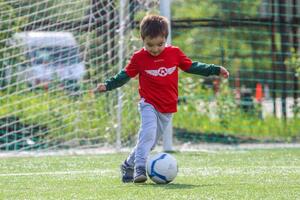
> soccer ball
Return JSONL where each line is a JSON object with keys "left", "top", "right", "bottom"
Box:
{"left": 146, "top": 152, "right": 178, "bottom": 184}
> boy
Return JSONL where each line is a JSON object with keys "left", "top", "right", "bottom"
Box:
{"left": 96, "top": 15, "right": 229, "bottom": 183}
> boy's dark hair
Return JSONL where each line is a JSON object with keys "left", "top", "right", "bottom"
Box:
{"left": 140, "top": 15, "right": 169, "bottom": 39}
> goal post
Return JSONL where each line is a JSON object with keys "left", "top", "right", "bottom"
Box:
{"left": 160, "top": 0, "right": 174, "bottom": 152}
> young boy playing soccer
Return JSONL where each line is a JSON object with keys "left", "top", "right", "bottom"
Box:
{"left": 95, "top": 14, "right": 229, "bottom": 183}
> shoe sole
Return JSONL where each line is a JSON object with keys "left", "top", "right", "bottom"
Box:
{"left": 122, "top": 178, "right": 133, "bottom": 183}
{"left": 133, "top": 175, "right": 147, "bottom": 183}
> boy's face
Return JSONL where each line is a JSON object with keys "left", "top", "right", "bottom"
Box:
{"left": 143, "top": 36, "right": 166, "bottom": 56}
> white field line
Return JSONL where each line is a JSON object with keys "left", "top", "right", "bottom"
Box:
{"left": 0, "top": 147, "right": 131, "bottom": 158}
{"left": 0, "top": 143, "right": 300, "bottom": 158}
{"left": 176, "top": 143, "right": 300, "bottom": 152}
{"left": 0, "top": 169, "right": 115, "bottom": 177}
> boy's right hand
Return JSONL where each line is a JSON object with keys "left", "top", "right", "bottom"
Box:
{"left": 95, "top": 83, "right": 107, "bottom": 92}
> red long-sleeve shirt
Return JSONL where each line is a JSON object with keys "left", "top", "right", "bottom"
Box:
{"left": 124, "top": 46, "right": 192, "bottom": 113}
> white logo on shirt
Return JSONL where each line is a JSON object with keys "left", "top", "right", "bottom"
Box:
{"left": 145, "top": 66, "right": 176, "bottom": 77}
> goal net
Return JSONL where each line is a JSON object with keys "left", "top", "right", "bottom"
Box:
{"left": 0, "top": 0, "right": 159, "bottom": 152}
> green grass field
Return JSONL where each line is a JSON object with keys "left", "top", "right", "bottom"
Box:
{"left": 0, "top": 148, "right": 300, "bottom": 200}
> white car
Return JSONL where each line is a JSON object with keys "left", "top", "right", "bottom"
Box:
{"left": 7, "top": 31, "right": 85, "bottom": 88}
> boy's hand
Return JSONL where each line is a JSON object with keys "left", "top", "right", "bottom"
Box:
{"left": 219, "top": 66, "right": 229, "bottom": 78}
{"left": 95, "top": 83, "right": 107, "bottom": 93}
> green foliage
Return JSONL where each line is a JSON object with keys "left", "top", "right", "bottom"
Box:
{"left": 172, "top": 0, "right": 275, "bottom": 85}
{"left": 174, "top": 78, "right": 300, "bottom": 140}
{"left": 0, "top": 80, "right": 140, "bottom": 146}
{"left": 286, "top": 48, "right": 300, "bottom": 76}
{"left": 172, "top": 0, "right": 299, "bottom": 140}
{"left": 0, "top": 1, "right": 20, "bottom": 41}
{"left": 9, "top": 0, "right": 89, "bottom": 22}
{"left": 172, "top": 0, "right": 219, "bottom": 19}
{"left": 172, "top": 0, "right": 262, "bottom": 19}
{"left": 285, "top": 48, "right": 300, "bottom": 117}
{"left": 0, "top": 0, "right": 27, "bottom": 88}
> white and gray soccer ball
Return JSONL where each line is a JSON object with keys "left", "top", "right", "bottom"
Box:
{"left": 146, "top": 152, "right": 178, "bottom": 184}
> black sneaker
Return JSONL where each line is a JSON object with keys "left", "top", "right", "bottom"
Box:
{"left": 120, "top": 161, "right": 134, "bottom": 183}
{"left": 133, "top": 166, "right": 147, "bottom": 183}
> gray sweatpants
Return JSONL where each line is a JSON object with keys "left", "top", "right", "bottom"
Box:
{"left": 126, "top": 99, "right": 173, "bottom": 168}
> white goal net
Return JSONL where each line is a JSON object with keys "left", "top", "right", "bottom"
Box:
{"left": 0, "top": 0, "right": 159, "bottom": 152}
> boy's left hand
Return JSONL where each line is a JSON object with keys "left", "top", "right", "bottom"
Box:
{"left": 219, "top": 66, "right": 229, "bottom": 78}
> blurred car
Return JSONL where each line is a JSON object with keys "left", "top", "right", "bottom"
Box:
{"left": 6, "top": 31, "right": 85, "bottom": 89}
